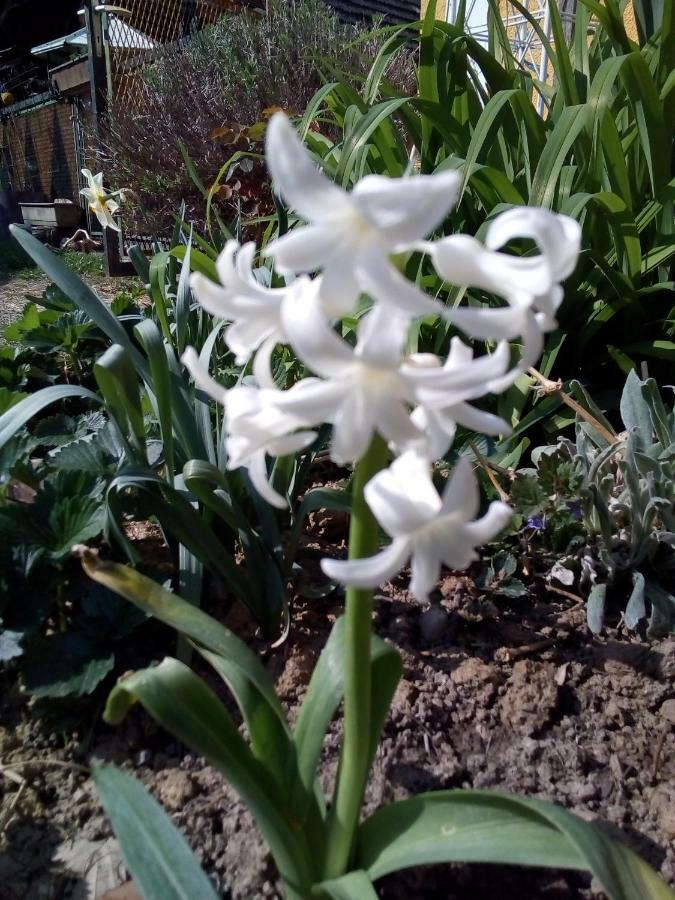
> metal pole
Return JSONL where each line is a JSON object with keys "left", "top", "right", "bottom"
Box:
{"left": 83, "top": 0, "right": 128, "bottom": 274}
{"left": 536, "top": 0, "right": 552, "bottom": 116}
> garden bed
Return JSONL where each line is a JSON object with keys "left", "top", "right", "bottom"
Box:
{"left": 1, "top": 559, "right": 674, "bottom": 899}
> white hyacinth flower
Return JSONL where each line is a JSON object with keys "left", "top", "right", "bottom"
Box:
{"left": 273, "top": 287, "right": 424, "bottom": 464}
{"left": 80, "top": 168, "right": 122, "bottom": 232}
{"left": 424, "top": 208, "right": 581, "bottom": 386}
{"left": 190, "top": 240, "right": 298, "bottom": 364}
{"left": 321, "top": 452, "right": 512, "bottom": 602}
{"left": 181, "top": 345, "right": 315, "bottom": 508}
{"left": 264, "top": 112, "right": 460, "bottom": 316}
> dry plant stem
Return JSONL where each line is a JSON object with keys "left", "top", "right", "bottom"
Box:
{"left": 469, "top": 440, "right": 510, "bottom": 502}
{"left": 528, "top": 367, "right": 619, "bottom": 445}
{"left": 324, "top": 433, "right": 389, "bottom": 879}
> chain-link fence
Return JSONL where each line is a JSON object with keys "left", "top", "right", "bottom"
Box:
{"left": 92, "top": 0, "right": 263, "bottom": 266}
{"left": 105, "top": 1, "right": 260, "bottom": 115}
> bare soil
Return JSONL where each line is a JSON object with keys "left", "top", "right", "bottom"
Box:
{"left": 1, "top": 566, "right": 674, "bottom": 899}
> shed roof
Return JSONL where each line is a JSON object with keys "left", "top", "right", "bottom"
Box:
{"left": 31, "top": 17, "right": 154, "bottom": 58}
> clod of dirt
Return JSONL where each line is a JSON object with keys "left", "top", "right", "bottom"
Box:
{"left": 499, "top": 659, "right": 559, "bottom": 735}
{"left": 660, "top": 699, "right": 675, "bottom": 725}
{"left": 157, "top": 769, "right": 195, "bottom": 812}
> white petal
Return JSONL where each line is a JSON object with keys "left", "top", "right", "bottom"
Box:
{"left": 365, "top": 451, "right": 441, "bottom": 536}
{"left": 485, "top": 207, "right": 581, "bottom": 280}
{"left": 410, "top": 406, "right": 456, "bottom": 459}
{"left": 190, "top": 272, "right": 231, "bottom": 319}
{"left": 330, "top": 390, "right": 372, "bottom": 464}
{"left": 181, "top": 347, "right": 227, "bottom": 404}
{"left": 355, "top": 303, "right": 411, "bottom": 367}
{"left": 280, "top": 281, "right": 353, "bottom": 378}
{"left": 319, "top": 249, "right": 362, "bottom": 316}
{"left": 485, "top": 310, "right": 544, "bottom": 394}
{"left": 356, "top": 254, "right": 443, "bottom": 318}
{"left": 462, "top": 501, "right": 513, "bottom": 545}
{"left": 268, "top": 430, "right": 317, "bottom": 457}
{"left": 276, "top": 377, "right": 343, "bottom": 425}
{"left": 320, "top": 537, "right": 411, "bottom": 589}
{"left": 444, "top": 304, "right": 527, "bottom": 342}
{"left": 430, "top": 234, "right": 552, "bottom": 298}
{"left": 352, "top": 170, "right": 461, "bottom": 246}
{"left": 450, "top": 402, "right": 511, "bottom": 436}
{"left": 441, "top": 456, "right": 480, "bottom": 520}
{"left": 265, "top": 113, "right": 351, "bottom": 222}
{"left": 247, "top": 450, "right": 287, "bottom": 509}
{"left": 226, "top": 318, "right": 278, "bottom": 363}
{"left": 409, "top": 540, "right": 443, "bottom": 601}
{"left": 265, "top": 223, "right": 336, "bottom": 274}
{"left": 251, "top": 335, "right": 279, "bottom": 389}
{"left": 406, "top": 341, "right": 511, "bottom": 409}
{"left": 374, "top": 393, "right": 425, "bottom": 455}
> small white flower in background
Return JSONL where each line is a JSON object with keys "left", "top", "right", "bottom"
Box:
{"left": 80, "top": 168, "right": 124, "bottom": 232}
{"left": 190, "top": 240, "right": 298, "bottom": 364}
{"left": 264, "top": 112, "right": 461, "bottom": 316}
{"left": 321, "top": 453, "right": 513, "bottom": 602}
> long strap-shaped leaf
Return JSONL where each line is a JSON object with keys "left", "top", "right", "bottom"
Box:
{"left": 104, "top": 659, "right": 315, "bottom": 892}
{"left": 314, "top": 870, "right": 379, "bottom": 899}
{"left": 93, "top": 763, "right": 220, "bottom": 900}
{"left": 356, "top": 790, "right": 674, "bottom": 900}
{"left": 78, "top": 548, "right": 284, "bottom": 725}
{"left": 292, "top": 617, "right": 402, "bottom": 819}
{"left": 0, "top": 385, "right": 101, "bottom": 449}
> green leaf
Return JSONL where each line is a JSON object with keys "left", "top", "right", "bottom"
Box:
{"left": 620, "top": 369, "right": 652, "bottom": 450}
{"left": 292, "top": 617, "right": 402, "bottom": 818}
{"left": 95, "top": 345, "right": 147, "bottom": 462}
{"left": 315, "top": 870, "right": 379, "bottom": 899}
{"left": 92, "top": 763, "right": 220, "bottom": 900}
{"left": 78, "top": 548, "right": 285, "bottom": 726}
{"left": 624, "top": 571, "right": 646, "bottom": 630}
{"left": 9, "top": 225, "right": 146, "bottom": 374}
{"left": 22, "top": 633, "right": 114, "bottom": 698}
{"left": 135, "top": 319, "right": 174, "bottom": 480}
{"left": 104, "top": 658, "right": 315, "bottom": 890}
{"left": 0, "top": 385, "right": 101, "bottom": 451}
{"left": 174, "top": 234, "right": 192, "bottom": 357}
{"left": 586, "top": 583, "right": 607, "bottom": 634}
{"left": 530, "top": 106, "right": 589, "bottom": 207}
{"left": 646, "top": 582, "right": 675, "bottom": 638}
{"left": 356, "top": 790, "right": 674, "bottom": 900}
{"left": 171, "top": 245, "right": 218, "bottom": 283}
